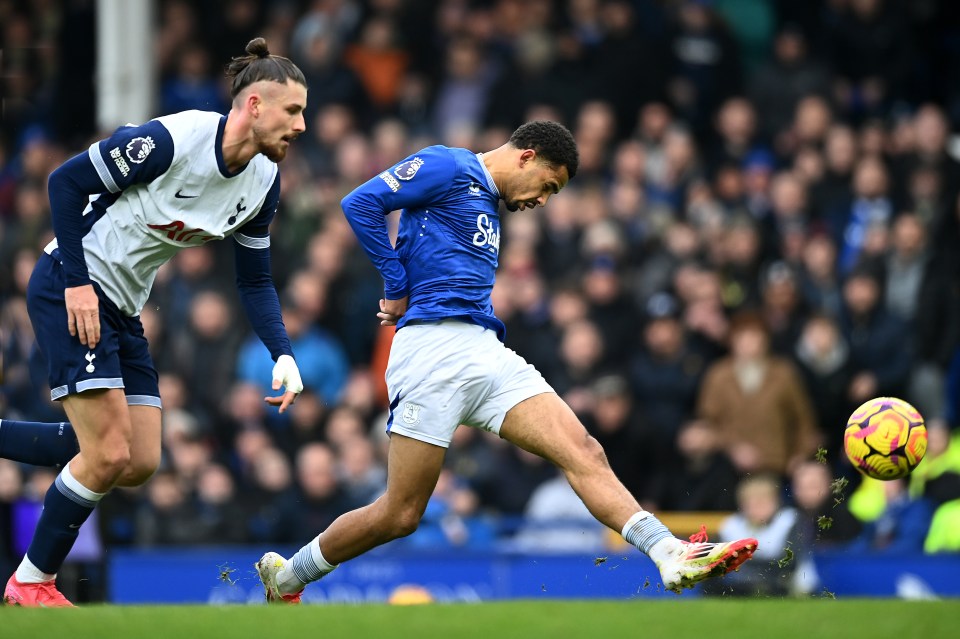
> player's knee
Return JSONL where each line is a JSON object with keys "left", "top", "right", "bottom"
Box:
{"left": 91, "top": 445, "right": 132, "bottom": 482}
{"left": 118, "top": 455, "right": 160, "bottom": 487}
{"left": 391, "top": 508, "right": 422, "bottom": 538}
{"left": 576, "top": 433, "right": 609, "bottom": 470}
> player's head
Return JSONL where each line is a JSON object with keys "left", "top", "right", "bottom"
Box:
{"left": 502, "top": 120, "right": 579, "bottom": 212}
{"left": 226, "top": 37, "right": 307, "bottom": 162}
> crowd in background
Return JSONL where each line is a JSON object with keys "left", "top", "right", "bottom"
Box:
{"left": 4, "top": 0, "right": 960, "bottom": 597}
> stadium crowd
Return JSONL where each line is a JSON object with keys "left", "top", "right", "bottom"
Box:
{"left": 3, "top": 0, "right": 960, "bottom": 597}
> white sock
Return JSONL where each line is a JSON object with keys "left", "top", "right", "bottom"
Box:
{"left": 621, "top": 511, "right": 678, "bottom": 563}
{"left": 60, "top": 462, "right": 106, "bottom": 502}
{"left": 648, "top": 537, "right": 683, "bottom": 565}
{"left": 278, "top": 535, "right": 338, "bottom": 595}
{"left": 15, "top": 556, "right": 55, "bottom": 585}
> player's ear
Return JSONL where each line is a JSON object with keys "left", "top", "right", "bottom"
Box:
{"left": 519, "top": 148, "right": 537, "bottom": 166}
{"left": 247, "top": 93, "right": 262, "bottom": 118}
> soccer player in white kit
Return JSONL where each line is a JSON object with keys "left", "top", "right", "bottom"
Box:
{"left": 256, "top": 121, "right": 758, "bottom": 602}
{"left": 0, "top": 38, "right": 307, "bottom": 606}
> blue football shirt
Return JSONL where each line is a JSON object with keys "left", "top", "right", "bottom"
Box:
{"left": 341, "top": 145, "right": 506, "bottom": 340}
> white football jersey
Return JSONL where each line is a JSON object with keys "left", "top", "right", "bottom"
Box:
{"left": 45, "top": 110, "right": 278, "bottom": 315}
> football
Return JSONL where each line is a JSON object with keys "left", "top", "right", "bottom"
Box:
{"left": 844, "top": 397, "right": 927, "bottom": 480}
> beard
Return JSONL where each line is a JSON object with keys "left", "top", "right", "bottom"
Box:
{"left": 253, "top": 124, "right": 289, "bottom": 162}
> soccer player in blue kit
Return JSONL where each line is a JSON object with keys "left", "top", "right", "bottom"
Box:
{"left": 256, "top": 121, "right": 757, "bottom": 602}
{"left": 0, "top": 38, "right": 306, "bottom": 606}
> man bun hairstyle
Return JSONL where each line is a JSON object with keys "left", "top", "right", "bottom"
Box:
{"left": 225, "top": 37, "right": 306, "bottom": 98}
{"left": 509, "top": 120, "right": 579, "bottom": 179}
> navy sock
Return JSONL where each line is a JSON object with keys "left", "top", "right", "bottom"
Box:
{"left": 26, "top": 467, "right": 101, "bottom": 574}
{"left": 0, "top": 419, "right": 79, "bottom": 467}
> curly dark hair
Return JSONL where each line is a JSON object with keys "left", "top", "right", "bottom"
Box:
{"left": 508, "top": 120, "right": 579, "bottom": 179}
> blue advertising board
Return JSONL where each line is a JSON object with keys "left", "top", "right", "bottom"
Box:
{"left": 106, "top": 547, "right": 960, "bottom": 604}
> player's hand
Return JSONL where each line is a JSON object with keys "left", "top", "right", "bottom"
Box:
{"left": 65, "top": 284, "right": 101, "bottom": 348}
{"left": 378, "top": 296, "right": 408, "bottom": 326}
{"left": 264, "top": 354, "right": 303, "bottom": 414}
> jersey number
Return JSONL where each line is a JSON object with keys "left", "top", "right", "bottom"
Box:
{"left": 148, "top": 221, "right": 216, "bottom": 243}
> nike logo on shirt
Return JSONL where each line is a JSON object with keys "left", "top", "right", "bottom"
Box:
{"left": 175, "top": 189, "right": 197, "bottom": 199}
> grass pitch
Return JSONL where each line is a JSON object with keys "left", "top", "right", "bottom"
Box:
{"left": 1, "top": 599, "right": 956, "bottom": 639}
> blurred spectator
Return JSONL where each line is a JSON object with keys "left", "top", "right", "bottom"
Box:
{"left": 909, "top": 423, "right": 960, "bottom": 508}
{"left": 881, "top": 214, "right": 960, "bottom": 422}
{"left": 343, "top": 13, "right": 410, "bottom": 116}
{"left": 402, "top": 469, "right": 495, "bottom": 550}
{"left": 766, "top": 172, "right": 810, "bottom": 262}
{"left": 828, "top": 156, "right": 894, "bottom": 276}
{"left": 548, "top": 317, "right": 610, "bottom": 413}
{"left": 793, "top": 313, "right": 855, "bottom": 462}
{"left": 839, "top": 267, "right": 912, "bottom": 405}
{"left": 648, "top": 420, "right": 738, "bottom": 512}
{"left": 847, "top": 478, "right": 934, "bottom": 555}
{"left": 159, "top": 43, "right": 228, "bottom": 115}
{"left": 236, "top": 301, "right": 350, "bottom": 409}
{"left": 790, "top": 460, "right": 862, "bottom": 546}
{"left": 337, "top": 435, "right": 386, "bottom": 507}
{"left": 702, "top": 474, "right": 809, "bottom": 596}
{"left": 194, "top": 463, "right": 248, "bottom": 544}
{"left": 895, "top": 105, "right": 960, "bottom": 230}
{"left": 628, "top": 292, "right": 704, "bottom": 456}
{"left": 748, "top": 25, "right": 831, "bottom": 142}
{"left": 704, "top": 97, "right": 759, "bottom": 179}
{"left": 135, "top": 470, "right": 201, "bottom": 546}
{"left": 758, "top": 260, "right": 808, "bottom": 356}
{"left": 243, "top": 446, "right": 300, "bottom": 544}
{"left": 272, "top": 389, "right": 326, "bottom": 458}
{"left": 797, "top": 234, "right": 843, "bottom": 317}
{"left": 431, "top": 35, "right": 498, "bottom": 143}
{"left": 697, "top": 311, "right": 821, "bottom": 476}
{"left": 828, "top": 0, "right": 911, "bottom": 119}
{"left": 168, "top": 290, "right": 244, "bottom": 418}
{"left": 580, "top": 374, "right": 656, "bottom": 502}
{"left": 809, "top": 125, "right": 858, "bottom": 217}
{"left": 582, "top": 258, "right": 638, "bottom": 369}
{"left": 665, "top": 0, "right": 742, "bottom": 135}
{"left": 511, "top": 470, "right": 605, "bottom": 552}
{"left": 293, "top": 442, "right": 355, "bottom": 533}
{"left": 475, "top": 445, "right": 554, "bottom": 516}
{"left": 291, "top": 11, "right": 369, "bottom": 125}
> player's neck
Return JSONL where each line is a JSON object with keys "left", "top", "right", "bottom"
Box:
{"left": 221, "top": 110, "right": 259, "bottom": 172}
{"left": 479, "top": 145, "right": 513, "bottom": 197}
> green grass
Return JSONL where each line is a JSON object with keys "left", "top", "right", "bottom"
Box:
{"left": 1, "top": 599, "right": 957, "bottom": 639}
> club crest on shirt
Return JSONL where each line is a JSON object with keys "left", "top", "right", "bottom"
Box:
{"left": 393, "top": 157, "right": 424, "bottom": 181}
{"left": 401, "top": 402, "right": 422, "bottom": 425}
{"left": 126, "top": 136, "right": 156, "bottom": 164}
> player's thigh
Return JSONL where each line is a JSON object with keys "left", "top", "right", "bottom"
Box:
{"left": 116, "top": 308, "right": 162, "bottom": 473}
{"left": 383, "top": 432, "right": 446, "bottom": 517}
{"left": 61, "top": 388, "right": 133, "bottom": 450}
{"left": 499, "top": 392, "right": 597, "bottom": 471}
{"left": 465, "top": 340, "right": 554, "bottom": 437}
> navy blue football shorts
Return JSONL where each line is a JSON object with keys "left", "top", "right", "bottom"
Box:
{"left": 26, "top": 252, "right": 161, "bottom": 407}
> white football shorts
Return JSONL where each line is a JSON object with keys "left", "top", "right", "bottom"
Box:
{"left": 385, "top": 320, "right": 555, "bottom": 447}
